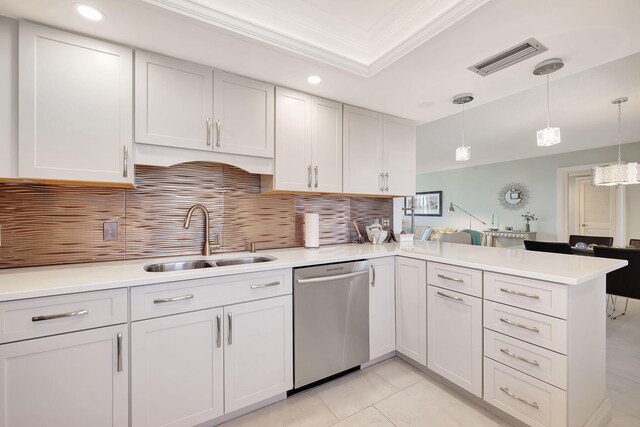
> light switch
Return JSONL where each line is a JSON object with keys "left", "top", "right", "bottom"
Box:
{"left": 103, "top": 222, "right": 118, "bottom": 241}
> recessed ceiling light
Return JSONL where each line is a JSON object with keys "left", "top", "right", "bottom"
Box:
{"left": 307, "top": 75, "right": 321, "bottom": 85}
{"left": 74, "top": 3, "right": 104, "bottom": 21}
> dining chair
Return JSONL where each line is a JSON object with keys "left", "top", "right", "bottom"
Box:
{"left": 629, "top": 239, "right": 640, "bottom": 249}
{"left": 523, "top": 240, "right": 573, "bottom": 254}
{"left": 593, "top": 246, "right": 640, "bottom": 319}
{"left": 569, "top": 235, "right": 613, "bottom": 247}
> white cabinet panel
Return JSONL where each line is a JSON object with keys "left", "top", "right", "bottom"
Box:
{"left": 427, "top": 285, "right": 482, "bottom": 397}
{"left": 383, "top": 115, "right": 416, "bottom": 196}
{"left": 0, "top": 325, "right": 128, "bottom": 427}
{"left": 213, "top": 70, "right": 274, "bottom": 158}
{"left": 19, "top": 22, "right": 133, "bottom": 184}
{"left": 369, "top": 257, "right": 396, "bottom": 360}
{"left": 395, "top": 257, "right": 427, "bottom": 366}
{"left": 312, "top": 96, "right": 342, "bottom": 193}
{"left": 343, "top": 105, "right": 384, "bottom": 195}
{"left": 131, "top": 309, "right": 224, "bottom": 427}
{"left": 427, "top": 262, "right": 483, "bottom": 298}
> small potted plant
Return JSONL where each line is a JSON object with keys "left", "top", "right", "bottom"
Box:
{"left": 521, "top": 212, "right": 538, "bottom": 232}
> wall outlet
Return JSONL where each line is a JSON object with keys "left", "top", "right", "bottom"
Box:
{"left": 103, "top": 222, "right": 118, "bottom": 241}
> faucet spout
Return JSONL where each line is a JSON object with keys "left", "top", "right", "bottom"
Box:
{"left": 184, "top": 204, "right": 214, "bottom": 256}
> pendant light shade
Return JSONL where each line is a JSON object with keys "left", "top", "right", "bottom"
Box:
{"left": 455, "top": 145, "right": 471, "bottom": 161}
{"left": 592, "top": 97, "right": 640, "bottom": 186}
{"left": 453, "top": 93, "right": 473, "bottom": 161}
{"left": 533, "top": 59, "right": 563, "bottom": 147}
{"left": 536, "top": 126, "right": 561, "bottom": 147}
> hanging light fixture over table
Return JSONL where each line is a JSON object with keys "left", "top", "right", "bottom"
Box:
{"left": 592, "top": 97, "right": 640, "bottom": 186}
{"left": 453, "top": 93, "right": 474, "bottom": 161}
{"left": 533, "top": 58, "right": 564, "bottom": 146}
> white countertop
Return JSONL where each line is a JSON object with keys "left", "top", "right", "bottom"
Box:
{"left": 0, "top": 241, "right": 627, "bottom": 301}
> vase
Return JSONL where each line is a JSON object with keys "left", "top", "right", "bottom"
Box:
{"left": 525, "top": 223, "right": 530, "bottom": 232}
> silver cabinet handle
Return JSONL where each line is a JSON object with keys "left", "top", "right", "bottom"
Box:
{"left": 308, "top": 165, "right": 312, "bottom": 188}
{"left": 123, "top": 146, "right": 128, "bottom": 178}
{"left": 437, "top": 274, "right": 464, "bottom": 283}
{"left": 379, "top": 173, "right": 383, "bottom": 191}
{"left": 384, "top": 173, "right": 389, "bottom": 191}
{"left": 153, "top": 294, "right": 194, "bottom": 304}
{"left": 436, "top": 291, "right": 464, "bottom": 302}
{"left": 250, "top": 281, "right": 280, "bottom": 289}
{"left": 500, "top": 287, "right": 540, "bottom": 299}
{"left": 371, "top": 264, "right": 376, "bottom": 287}
{"left": 500, "top": 317, "right": 539, "bottom": 333}
{"left": 216, "top": 119, "right": 221, "bottom": 147}
{"left": 227, "top": 312, "right": 232, "bottom": 345}
{"left": 216, "top": 314, "right": 221, "bottom": 348}
{"left": 117, "top": 332, "right": 123, "bottom": 372}
{"left": 32, "top": 309, "right": 88, "bottom": 322}
{"left": 500, "top": 387, "right": 539, "bottom": 409}
{"left": 314, "top": 166, "right": 319, "bottom": 189}
{"left": 206, "top": 118, "right": 212, "bottom": 146}
{"left": 500, "top": 348, "right": 540, "bottom": 366}
{"left": 297, "top": 270, "right": 369, "bottom": 284}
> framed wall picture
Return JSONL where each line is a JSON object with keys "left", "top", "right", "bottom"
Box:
{"left": 405, "top": 191, "right": 443, "bottom": 217}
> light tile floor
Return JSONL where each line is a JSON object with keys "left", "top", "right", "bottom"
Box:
{"left": 223, "top": 299, "right": 640, "bottom": 427}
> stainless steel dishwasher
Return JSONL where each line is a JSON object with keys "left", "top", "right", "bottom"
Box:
{"left": 293, "top": 260, "right": 369, "bottom": 388}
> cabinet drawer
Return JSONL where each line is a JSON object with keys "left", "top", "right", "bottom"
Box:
{"left": 427, "top": 262, "right": 482, "bottom": 297}
{"left": 484, "top": 273, "right": 567, "bottom": 319}
{"left": 483, "top": 301, "right": 567, "bottom": 354}
{"left": 484, "top": 329, "right": 567, "bottom": 390}
{"left": 131, "top": 269, "right": 292, "bottom": 321}
{"left": 484, "top": 358, "right": 567, "bottom": 427}
{"left": 0, "top": 289, "right": 128, "bottom": 343}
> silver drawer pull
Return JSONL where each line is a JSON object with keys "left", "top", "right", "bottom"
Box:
{"left": 206, "top": 117, "right": 212, "bottom": 146}
{"left": 500, "top": 348, "right": 540, "bottom": 366}
{"left": 500, "top": 317, "right": 539, "bottom": 333}
{"left": 437, "top": 274, "right": 464, "bottom": 283}
{"left": 32, "top": 309, "right": 89, "bottom": 322}
{"left": 500, "top": 287, "right": 540, "bottom": 299}
{"left": 500, "top": 387, "right": 539, "bottom": 409}
{"left": 216, "top": 314, "right": 222, "bottom": 348}
{"left": 250, "top": 281, "right": 280, "bottom": 289}
{"left": 436, "top": 291, "right": 464, "bottom": 302}
{"left": 153, "top": 294, "right": 194, "bottom": 304}
{"left": 228, "top": 312, "right": 232, "bottom": 345}
{"left": 117, "top": 332, "right": 123, "bottom": 372}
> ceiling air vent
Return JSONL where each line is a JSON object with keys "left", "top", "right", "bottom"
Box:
{"left": 468, "top": 38, "right": 547, "bottom": 77}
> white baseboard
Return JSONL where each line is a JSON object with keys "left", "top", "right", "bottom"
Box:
{"left": 196, "top": 393, "right": 287, "bottom": 426}
{"left": 584, "top": 398, "right": 612, "bottom": 427}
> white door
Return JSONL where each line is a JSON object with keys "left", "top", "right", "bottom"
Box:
{"left": 427, "top": 285, "right": 482, "bottom": 397}
{"left": 0, "top": 325, "right": 128, "bottom": 427}
{"left": 131, "top": 309, "right": 224, "bottom": 427}
{"left": 19, "top": 22, "right": 133, "bottom": 184}
{"left": 343, "top": 105, "right": 384, "bottom": 195}
{"left": 312, "top": 96, "right": 343, "bottom": 193}
{"left": 135, "top": 51, "right": 213, "bottom": 151}
{"left": 224, "top": 296, "right": 293, "bottom": 413}
{"left": 395, "top": 257, "right": 427, "bottom": 366}
{"left": 383, "top": 115, "right": 416, "bottom": 196}
{"left": 274, "top": 88, "right": 313, "bottom": 192}
{"left": 213, "top": 70, "right": 274, "bottom": 158}
{"left": 369, "top": 257, "right": 396, "bottom": 360}
{"left": 577, "top": 177, "right": 616, "bottom": 238}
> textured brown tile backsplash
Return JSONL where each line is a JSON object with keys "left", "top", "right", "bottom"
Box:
{"left": 0, "top": 163, "right": 393, "bottom": 269}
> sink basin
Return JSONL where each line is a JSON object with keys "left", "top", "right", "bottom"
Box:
{"left": 144, "top": 260, "right": 216, "bottom": 272}
{"left": 213, "top": 256, "right": 276, "bottom": 267}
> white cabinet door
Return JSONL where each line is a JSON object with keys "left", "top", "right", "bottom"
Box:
{"left": 19, "top": 22, "right": 133, "bottom": 185}
{"left": 213, "top": 70, "right": 274, "bottom": 158}
{"left": 131, "top": 309, "right": 224, "bottom": 427}
{"left": 427, "top": 285, "right": 482, "bottom": 397}
{"left": 343, "top": 105, "right": 384, "bottom": 195}
{"left": 274, "top": 88, "right": 312, "bottom": 192}
{"left": 395, "top": 257, "right": 427, "bottom": 366}
{"left": 0, "top": 325, "right": 128, "bottom": 427}
{"left": 369, "top": 257, "right": 396, "bottom": 360}
{"left": 383, "top": 115, "right": 416, "bottom": 196}
{"left": 312, "top": 96, "right": 342, "bottom": 193}
{"left": 135, "top": 51, "right": 213, "bottom": 151}
{"left": 224, "top": 295, "right": 292, "bottom": 413}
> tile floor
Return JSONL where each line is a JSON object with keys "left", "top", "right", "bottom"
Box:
{"left": 223, "top": 299, "right": 640, "bottom": 427}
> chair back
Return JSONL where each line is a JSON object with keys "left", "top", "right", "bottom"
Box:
{"left": 569, "top": 235, "right": 613, "bottom": 247}
{"left": 593, "top": 246, "right": 640, "bottom": 299}
{"left": 629, "top": 239, "right": 640, "bottom": 249}
{"left": 524, "top": 240, "right": 572, "bottom": 254}
{"left": 439, "top": 232, "right": 472, "bottom": 245}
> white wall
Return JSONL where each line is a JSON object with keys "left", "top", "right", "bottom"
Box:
{"left": 0, "top": 16, "right": 18, "bottom": 178}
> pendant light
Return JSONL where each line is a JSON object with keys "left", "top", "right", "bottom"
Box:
{"left": 453, "top": 93, "right": 473, "bottom": 161}
{"left": 592, "top": 97, "right": 640, "bottom": 186}
{"left": 533, "top": 58, "right": 563, "bottom": 146}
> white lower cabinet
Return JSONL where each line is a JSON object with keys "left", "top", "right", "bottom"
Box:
{"left": 369, "top": 257, "right": 396, "bottom": 360}
{"left": 0, "top": 325, "right": 128, "bottom": 427}
{"left": 427, "top": 285, "right": 482, "bottom": 397}
{"left": 395, "top": 257, "right": 427, "bottom": 365}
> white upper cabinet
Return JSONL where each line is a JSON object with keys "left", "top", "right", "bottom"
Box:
{"left": 213, "top": 70, "right": 274, "bottom": 158}
{"left": 312, "top": 96, "right": 343, "bottom": 193}
{"left": 383, "top": 115, "right": 416, "bottom": 196}
{"left": 135, "top": 51, "right": 213, "bottom": 151}
{"left": 19, "top": 22, "right": 133, "bottom": 185}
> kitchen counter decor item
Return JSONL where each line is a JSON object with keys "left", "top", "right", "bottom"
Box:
{"left": 352, "top": 221, "right": 365, "bottom": 244}
{"left": 304, "top": 213, "right": 320, "bottom": 248}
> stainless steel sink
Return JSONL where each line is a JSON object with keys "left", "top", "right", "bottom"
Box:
{"left": 144, "top": 260, "right": 216, "bottom": 272}
{"left": 213, "top": 256, "right": 276, "bottom": 267}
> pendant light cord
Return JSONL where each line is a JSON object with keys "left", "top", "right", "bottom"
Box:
{"left": 546, "top": 74, "right": 550, "bottom": 129}
{"left": 617, "top": 102, "right": 622, "bottom": 164}
{"left": 461, "top": 103, "right": 465, "bottom": 148}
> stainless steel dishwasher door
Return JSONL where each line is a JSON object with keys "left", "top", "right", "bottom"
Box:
{"left": 294, "top": 260, "right": 370, "bottom": 388}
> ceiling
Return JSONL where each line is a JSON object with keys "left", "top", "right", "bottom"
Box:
{"left": 1, "top": 0, "right": 640, "bottom": 171}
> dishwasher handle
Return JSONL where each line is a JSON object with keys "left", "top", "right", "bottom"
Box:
{"left": 296, "top": 269, "right": 369, "bottom": 284}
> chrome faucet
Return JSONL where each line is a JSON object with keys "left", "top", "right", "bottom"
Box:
{"left": 184, "top": 204, "right": 222, "bottom": 256}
